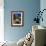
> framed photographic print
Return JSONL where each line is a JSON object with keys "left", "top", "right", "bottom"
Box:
{"left": 11, "top": 11, "right": 24, "bottom": 27}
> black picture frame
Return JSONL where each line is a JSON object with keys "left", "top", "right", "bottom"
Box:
{"left": 11, "top": 11, "right": 24, "bottom": 27}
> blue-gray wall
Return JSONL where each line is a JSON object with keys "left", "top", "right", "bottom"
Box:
{"left": 4, "top": 0, "right": 40, "bottom": 42}
{"left": 40, "top": 0, "right": 46, "bottom": 27}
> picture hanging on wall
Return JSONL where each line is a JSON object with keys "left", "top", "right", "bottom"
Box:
{"left": 11, "top": 11, "right": 24, "bottom": 27}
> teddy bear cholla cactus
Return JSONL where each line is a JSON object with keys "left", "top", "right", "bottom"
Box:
{"left": 23, "top": 32, "right": 34, "bottom": 46}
